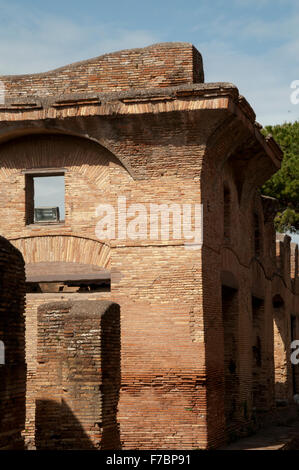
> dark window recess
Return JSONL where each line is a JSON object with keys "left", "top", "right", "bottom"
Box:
{"left": 273, "top": 295, "right": 284, "bottom": 309}
{"left": 223, "top": 186, "right": 231, "bottom": 242}
{"left": 252, "top": 296, "right": 263, "bottom": 372}
{"left": 252, "top": 336, "right": 262, "bottom": 367}
{"left": 34, "top": 207, "right": 60, "bottom": 223}
{"left": 254, "top": 213, "right": 261, "bottom": 257}
{"left": 26, "top": 279, "right": 110, "bottom": 294}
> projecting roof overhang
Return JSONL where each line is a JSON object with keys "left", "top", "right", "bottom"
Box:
{"left": 0, "top": 82, "right": 283, "bottom": 172}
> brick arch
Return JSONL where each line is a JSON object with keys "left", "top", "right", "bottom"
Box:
{"left": 10, "top": 235, "right": 111, "bottom": 269}
{"left": 0, "top": 132, "right": 132, "bottom": 188}
{"left": 203, "top": 114, "right": 280, "bottom": 215}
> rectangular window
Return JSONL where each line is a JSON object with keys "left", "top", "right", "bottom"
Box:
{"left": 25, "top": 171, "right": 65, "bottom": 225}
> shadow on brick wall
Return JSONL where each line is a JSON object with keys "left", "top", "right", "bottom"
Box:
{"left": 35, "top": 399, "right": 97, "bottom": 450}
{"left": 101, "top": 303, "right": 121, "bottom": 450}
{"left": 0, "top": 237, "right": 26, "bottom": 450}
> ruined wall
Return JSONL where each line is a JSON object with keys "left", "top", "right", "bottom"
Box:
{"left": 0, "top": 122, "right": 291, "bottom": 450}
{"left": 0, "top": 41, "right": 297, "bottom": 451}
{"left": 35, "top": 300, "right": 120, "bottom": 450}
{"left": 199, "top": 128, "right": 299, "bottom": 446}
{"left": 0, "top": 128, "right": 208, "bottom": 449}
{"left": 1, "top": 42, "right": 203, "bottom": 100}
{"left": 272, "top": 235, "right": 298, "bottom": 403}
{"left": 24, "top": 292, "right": 111, "bottom": 447}
{"left": 0, "top": 236, "right": 26, "bottom": 449}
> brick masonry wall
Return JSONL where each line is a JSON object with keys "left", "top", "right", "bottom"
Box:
{"left": 0, "top": 43, "right": 204, "bottom": 100}
{"left": 0, "top": 43, "right": 297, "bottom": 449}
{"left": 24, "top": 292, "right": 111, "bottom": 448}
{"left": 0, "top": 236, "right": 26, "bottom": 449}
{"left": 200, "top": 128, "right": 299, "bottom": 445}
{"left": 35, "top": 300, "right": 120, "bottom": 450}
{"left": 115, "top": 296, "right": 207, "bottom": 450}
{"left": 2, "top": 130, "right": 206, "bottom": 448}
{"left": 0, "top": 121, "right": 297, "bottom": 449}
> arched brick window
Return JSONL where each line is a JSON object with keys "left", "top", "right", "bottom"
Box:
{"left": 0, "top": 340, "right": 5, "bottom": 365}
{"left": 223, "top": 186, "right": 231, "bottom": 242}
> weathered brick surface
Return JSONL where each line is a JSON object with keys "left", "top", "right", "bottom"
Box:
{"left": 0, "top": 42, "right": 297, "bottom": 450}
{"left": 35, "top": 300, "right": 120, "bottom": 450}
{"left": 0, "top": 42, "right": 204, "bottom": 100}
{"left": 24, "top": 292, "right": 112, "bottom": 446}
{"left": 0, "top": 236, "right": 26, "bottom": 449}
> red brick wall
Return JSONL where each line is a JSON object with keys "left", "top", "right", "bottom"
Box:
{"left": 0, "top": 236, "right": 26, "bottom": 449}
{"left": 24, "top": 291, "right": 111, "bottom": 447}
{"left": 35, "top": 300, "right": 120, "bottom": 450}
{"left": 0, "top": 42, "right": 297, "bottom": 450}
{"left": 1, "top": 43, "right": 204, "bottom": 100}
{"left": 200, "top": 128, "right": 298, "bottom": 445}
{"left": 0, "top": 120, "right": 297, "bottom": 450}
{"left": 115, "top": 298, "right": 207, "bottom": 449}
{"left": 0, "top": 131, "right": 208, "bottom": 449}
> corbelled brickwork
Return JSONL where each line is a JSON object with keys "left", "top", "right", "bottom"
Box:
{"left": 0, "top": 236, "right": 26, "bottom": 449}
{"left": 0, "top": 42, "right": 298, "bottom": 450}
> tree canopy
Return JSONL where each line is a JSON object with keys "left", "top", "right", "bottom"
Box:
{"left": 261, "top": 121, "right": 299, "bottom": 233}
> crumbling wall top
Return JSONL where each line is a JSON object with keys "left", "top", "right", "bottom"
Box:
{"left": 276, "top": 233, "right": 299, "bottom": 288}
{"left": 0, "top": 42, "right": 204, "bottom": 100}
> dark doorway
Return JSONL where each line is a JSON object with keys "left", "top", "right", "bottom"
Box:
{"left": 252, "top": 296, "right": 265, "bottom": 411}
{"left": 222, "top": 285, "right": 239, "bottom": 431}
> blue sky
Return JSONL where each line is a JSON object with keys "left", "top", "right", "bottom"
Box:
{"left": 0, "top": 0, "right": 299, "bottom": 124}
{"left": 0, "top": 0, "right": 298, "bottom": 241}
{"left": 34, "top": 176, "right": 65, "bottom": 219}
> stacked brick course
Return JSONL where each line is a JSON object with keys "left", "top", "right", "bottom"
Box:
{"left": 35, "top": 300, "right": 120, "bottom": 450}
{"left": 1, "top": 43, "right": 203, "bottom": 100}
{"left": 0, "top": 42, "right": 298, "bottom": 449}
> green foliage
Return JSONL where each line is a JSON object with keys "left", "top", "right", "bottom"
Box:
{"left": 274, "top": 208, "right": 299, "bottom": 233}
{"left": 261, "top": 122, "right": 299, "bottom": 233}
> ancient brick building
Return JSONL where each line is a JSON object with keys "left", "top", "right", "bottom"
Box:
{"left": 0, "top": 42, "right": 298, "bottom": 449}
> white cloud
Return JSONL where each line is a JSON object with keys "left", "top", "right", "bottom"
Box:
{"left": 0, "top": 4, "right": 159, "bottom": 75}
{"left": 0, "top": 1, "right": 298, "bottom": 126}
{"left": 230, "top": 0, "right": 294, "bottom": 7}
{"left": 195, "top": 7, "right": 299, "bottom": 125}
{"left": 203, "top": 52, "right": 298, "bottom": 125}
{"left": 189, "top": 5, "right": 299, "bottom": 124}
